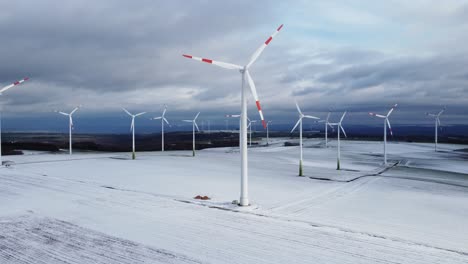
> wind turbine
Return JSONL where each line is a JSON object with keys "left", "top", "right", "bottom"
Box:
{"left": 151, "top": 105, "right": 170, "bottom": 152}
{"left": 0, "top": 77, "right": 29, "bottom": 165}
{"left": 290, "top": 102, "right": 319, "bottom": 176}
{"left": 182, "top": 112, "right": 200, "bottom": 157}
{"left": 123, "top": 108, "right": 146, "bottom": 160}
{"left": 183, "top": 24, "right": 283, "bottom": 206}
{"left": 426, "top": 107, "right": 445, "bottom": 152}
{"left": 56, "top": 106, "right": 80, "bottom": 155}
{"left": 247, "top": 118, "right": 257, "bottom": 146}
{"left": 329, "top": 112, "right": 347, "bottom": 170}
{"left": 318, "top": 112, "right": 333, "bottom": 148}
{"left": 266, "top": 121, "right": 272, "bottom": 146}
{"left": 369, "top": 104, "right": 397, "bottom": 165}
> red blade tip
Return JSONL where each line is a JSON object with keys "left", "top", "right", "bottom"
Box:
{"left": 277, "top": 24, "right": 284, "bottom": 31}
{"left": 182, "top": 54, "right": 192, "bottom": 58}
{"left": 262, "top": 120, "right": 267, "bottom": 129}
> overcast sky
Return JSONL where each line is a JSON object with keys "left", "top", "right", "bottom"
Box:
{"left": 1, "top": 0, "right": 467, "bottom": 132}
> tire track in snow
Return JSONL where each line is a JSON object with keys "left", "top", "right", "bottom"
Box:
{"left": 266, "top": 176, "right": 380, "bottom": 216}
{"left": 265, "top": 162, "right": 400, "bottom": 215}
{"left": 261, "top": 163, "right": 396, "bottom": 213}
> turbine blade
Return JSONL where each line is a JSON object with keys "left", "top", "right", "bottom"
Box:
{"left": 304, "top": 115, "right": 320, "bottom": 120}
{"left": 70, "top": 116, "right": 74, "bottom": 128}
{"left": 0, "top": 77, "right": 29, "bottom": 94}
{"left": 152, "top": 116, "right": 162, "bottom": 120}
{"left": 340, "top": 111, "right": 347, "bottom": 123}
{"left": 387, "top": 104, "right": 398, "bottom": 117}
{"left": 295, "top": 101, "right": 303, "bottom": 115}
{"left": 194, "top": 121, "right": 200, "bottom": 132}
{"left": 326, "top": 112, "right": 331, "bottom": 122}
{"left": 130, "top": 118, "right": 134, "bottom": 131}
{"left": 70, "top": 106, "right": 80, "bottom": 115}
{"left": 245, "top": 70, "right": 266, "bottom": 128}
{"left": 225, "top": 114, "right": 240, "bottom": 118}
{"left": 437, "top": 118, "right": 441, "bottom": 126}
{"left": 369, "top": 112, "right": 386, "bottom": 118}
{"left": 194, "top": 112, "right": 200, "bottom": 120}
{"left": 182, "top": 54, "right": 242, "bottom": 70}
{"left": 162, "top": 105, "right": 167, "bottom": 117}
{"left": 135, "top": 112, "right": 146, "bottom": 117}
{"left": 426, "top": 113, "right": 437, "bottom": 117}
{"left": 163, "top": 117, "right": 169, "bottom": 125}
{"left": 58, "top": 111, "right": 69, "bottom": 116}
{"left": 290, "top": 118, "right": 301, "bottom": 133}
{"left": 438, "top": 107, "right": 445, "bottom": 117}
{"left": 386, "top": 118, "right": 393, "bottom": 136}
{"left": 340, "top": 125, "right": 347, "bottom": 138}
{"left": 246, "top": 24, "right": 283, "bottom": 68}
{"left": 182, "top": 120, "right": 192, "bottom": 122}
{"left": 122, "top": 108, "right": 132, "bottom": 116}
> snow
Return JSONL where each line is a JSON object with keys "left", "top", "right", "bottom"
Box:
{"left": 1, "top": 139, "right": 467, "bottom": 263}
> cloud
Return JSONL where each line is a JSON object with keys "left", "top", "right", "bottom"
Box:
{"left": 0, "top": 0, "right": 467, "bottom": 131}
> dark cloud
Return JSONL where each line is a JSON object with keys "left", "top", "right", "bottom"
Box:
{"left": 0, "top": 0, "right": 467, "bottom": 131}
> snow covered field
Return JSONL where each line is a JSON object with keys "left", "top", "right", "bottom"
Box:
{"left": 1, "top": 139, "right": 467, "bottom": 263}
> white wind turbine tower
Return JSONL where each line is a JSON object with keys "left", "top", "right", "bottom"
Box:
{"left": 369, "top": 104, "right": 397, "bottom": 165}
{"left": 56, "top": 106, "right": 80, "bottom": 155}
{"left": 290, "top": 102, "right": 319, "bottom": 176}
{"left": 0, "top": 77, "right": 29, "bottom": 165}
{"left": 182, "top": 112, "right": 200, "bottom": 157}
{"left": 318, "top": 112, "right": 333, "bottom": 148}
{"left": 266, "top": 120, "right": 272, "bottom": 146}
{"left": 248, "top": 118, "right": 257, "bottom": 146}
{"left": 151, "top": 105, "right": 170, "bottom": 152}
{"left": 426, "top": 107, "right": 445, "bottom": 152}
{"left": 183, "top": 24, "right": 283, "bottom": 206}
{"left": 329, "top": 112, "right": 347, "bottom": 170}
{"left": 123, "top": 108, "right": 146, "bottom": 160}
